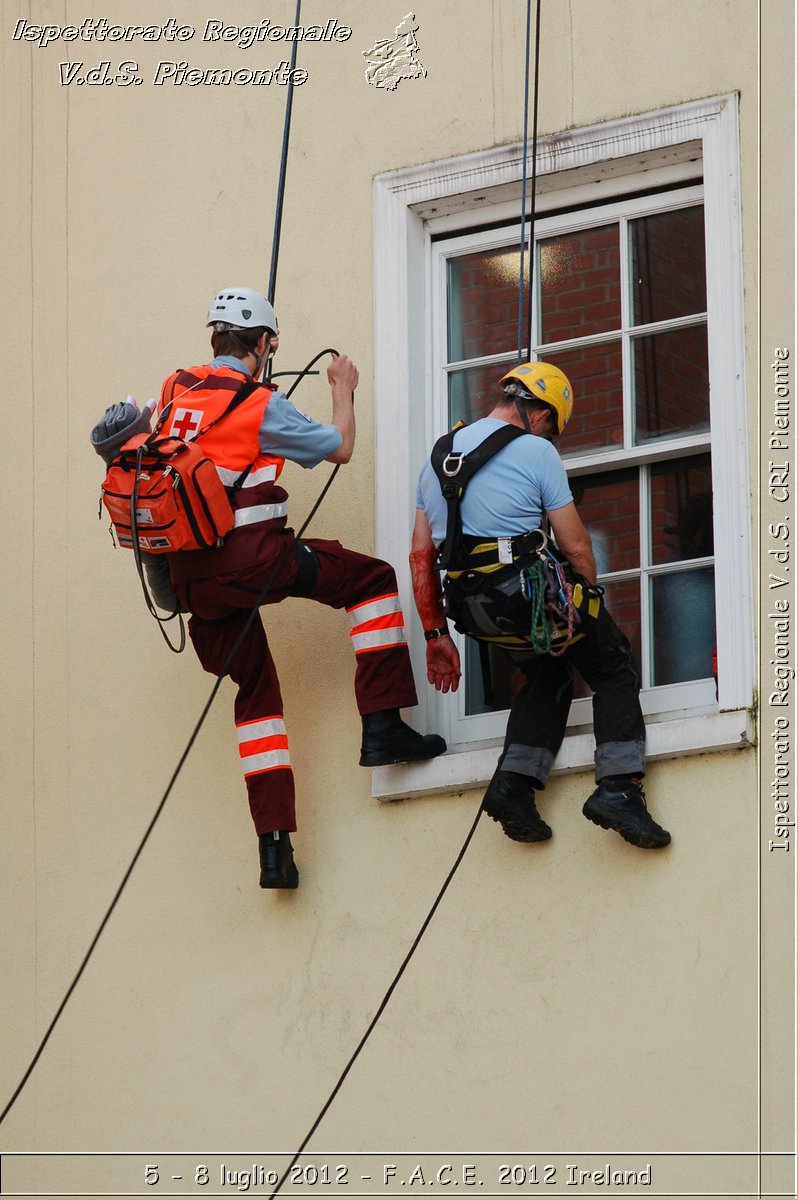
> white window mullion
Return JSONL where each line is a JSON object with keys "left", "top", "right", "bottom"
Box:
{"left": 619, "top": 213, "right": 634, "bottom": 453}
{"left": 529, "top": 229, "right": 539, "bottom": 356}
{"left": 702, "top": 96, "right": 752, "bottom": 712}
{"left": 639, "top": 463, "right": 653, "bottom": 689}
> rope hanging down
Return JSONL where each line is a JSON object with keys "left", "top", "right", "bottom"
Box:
{"left": 0, "top": 15, "right": 313, "bottom": 1126}
{"left": 267, "top": 802, "right": 485, "bottom": 1200}
{"left": 267, "top": 0, "right": 302, "bottom": 309}
{"left": 267, "top": 4, "right": 546, "bottom": 1193}
{"left": 2, "top": 0, "right": 547, "bottom": 1164}
{"left": 0, "top": 347, "right": 340, "bottom": 1130}
{"left": 516, "top": 0, "right": 543, "bottom": 364}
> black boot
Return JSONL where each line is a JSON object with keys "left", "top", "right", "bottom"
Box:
{"left": 359, "top": 708, "right": 446, "bottom": 767}
{"left": 583, "top": 778, "right": 671, "bottom": 849}
{"left": 259, "top": 831, "right": 300, "bottom": 888}
{"left": 482, "top": 769, "right": 552, "bottom": 842}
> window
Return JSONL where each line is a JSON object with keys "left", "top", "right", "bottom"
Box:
{"left": 434, "top": 189, "right": 716, "bottom": 733}
{"left": 372, "top": 97, "right": 753, "bottom": 799}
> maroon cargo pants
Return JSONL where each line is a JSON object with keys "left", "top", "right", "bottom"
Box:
{"left": 176, "top": 532, "right": 418, "bottom": 834}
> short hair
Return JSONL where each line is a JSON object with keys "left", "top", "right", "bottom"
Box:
{"left": 210, "top": 324, "right": 270, "bottom": 358}
{"left": 499, "top": 388, "right": 556, "bottom": 429}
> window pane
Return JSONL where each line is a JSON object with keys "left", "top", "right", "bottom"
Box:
{"left": 548, "top": 342, "right": 624, "bottom": 456}
{"left": 602, "top": 578, "right": 643, "bottom": 670}
{"left": 572, "top": 576, "right": 641, "bottom": 699}
{"left": 540, "top": 224, "right": 621, "bottom": 343}
{"left": 632, "top": 324, "right": 709, "bottom": 443}
{"left": 463, "top": 639, "right": 518, "bottom": 716}
{"left": 649, "top": 455, "right": 714, "bottom": 565}
{"left": 650, "top": 568, "right": 716, "bottom": 685}
{"left": 569, "top": 468, "right": 639, "bottom": 574}
{"left": 447, "top": 362, "right": 509, "bottom": 425}
{"left": 447, "top": 248, "right": 527, "bottom": 363}
{"left": 631, "top": 207, "right": 706, "bottom": 325}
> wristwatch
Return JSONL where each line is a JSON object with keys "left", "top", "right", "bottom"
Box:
{"left": 424, "top": 626, "right": 450, "bottom": 641}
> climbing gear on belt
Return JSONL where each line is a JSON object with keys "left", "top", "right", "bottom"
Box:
{"left": 444, "top": 536, "right": 590, "bottom": 657}
{"left": 499, "top": 361, "right": 574, "bottom": 435}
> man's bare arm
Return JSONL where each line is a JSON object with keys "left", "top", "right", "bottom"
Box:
{"left": 325, "top": 354, "right": 358, "bottom": 463}
{"left": 547, "top": 502, "right": 597, "bottom": 584}
{"left": 409, "top": 509, "right": 461, "bottom": 693}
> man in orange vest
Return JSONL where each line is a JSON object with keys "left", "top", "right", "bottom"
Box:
{"left": 92, "top": 287, "right": 445, "bottom": 888}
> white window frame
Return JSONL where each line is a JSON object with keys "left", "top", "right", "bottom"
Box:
{"left": 371, "top": 95, "right": 754, "bottom": 800}
{"left": 431, "top": 187, "right": 714, "bottom": 746}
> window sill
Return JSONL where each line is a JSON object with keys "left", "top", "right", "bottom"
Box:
{"left": 370, "top": 708, "right": 755, "bottom": 801}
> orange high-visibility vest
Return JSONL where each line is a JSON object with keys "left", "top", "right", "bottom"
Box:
{"left": 158, "top": 365, "right": 290, "bottom": 582}
{"left": 159, "top": 365, "right": 285, "bottom": 484}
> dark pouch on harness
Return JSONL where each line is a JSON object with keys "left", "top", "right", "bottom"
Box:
{"left": 445, "top": 562, "right": 534, "bottom": 645}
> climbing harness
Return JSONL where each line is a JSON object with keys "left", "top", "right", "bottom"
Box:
{"left": 430, "top": 422, "right": 602, "bottom": 659}
{"left": 431, "top": 421, "right": 527, "bottom": 571}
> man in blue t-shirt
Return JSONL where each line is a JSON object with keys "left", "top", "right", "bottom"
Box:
{"left": 411, "top": 361, "right": 670, "bottom": 851}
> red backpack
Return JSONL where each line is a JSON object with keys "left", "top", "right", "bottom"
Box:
{"left": 101, "top": 380, "right": 259, "bottom": 554}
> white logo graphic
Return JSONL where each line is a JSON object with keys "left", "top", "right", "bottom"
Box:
{"left": 363, "top": 12, "right": 426, "bottom": 91}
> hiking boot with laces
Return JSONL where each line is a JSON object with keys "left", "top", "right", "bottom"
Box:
{"left": 583, "top": 778, "right": 670, "bottom": 849}
{"left": 482, "top": 769, "right": 552, "bottom": 843}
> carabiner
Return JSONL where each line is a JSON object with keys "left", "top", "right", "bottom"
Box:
{"left": 441, "top": 451, "right": 464, "bottom": 477}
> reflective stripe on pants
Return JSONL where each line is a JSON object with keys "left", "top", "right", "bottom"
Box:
{"left": 180, "top": 534, "right": 419, "bottom": 834}
{"left": 347, "top": 592, "right": 408, "bottom": 655}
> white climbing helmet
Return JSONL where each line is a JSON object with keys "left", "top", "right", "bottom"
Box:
{"left": 207, "top": 287, "right": 278, "bottom": 333}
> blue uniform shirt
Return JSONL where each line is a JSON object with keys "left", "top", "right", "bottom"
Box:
{"left": 416, "top": 417, "right": 573, "bottom": 546}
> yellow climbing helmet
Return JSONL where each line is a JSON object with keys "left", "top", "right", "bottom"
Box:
{"left": 499, "top": 361, "right": 574, "bottom": 435}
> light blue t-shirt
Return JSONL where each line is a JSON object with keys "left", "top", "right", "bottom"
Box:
{"left": 211, "top": 355, "right": 342, "bottom": 469}
{"left": 416, "top": 418, "right": 573, "bottom": 546}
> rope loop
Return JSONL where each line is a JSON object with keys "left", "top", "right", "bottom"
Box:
{"left": 520, "top": 553, "right": 580, "bottom": 656}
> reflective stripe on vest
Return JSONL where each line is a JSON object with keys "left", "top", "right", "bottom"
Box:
{"left": 237, "top": 716, "right": 291, "bottom": 778}
{"left": 346, "top": 592, "right": 407, "bottom": 654}
{"left": 216, "top": 463, "right": 278, "bottom": 488}
{"left": 232, "top": 502, "right": 288, "bottom": 529}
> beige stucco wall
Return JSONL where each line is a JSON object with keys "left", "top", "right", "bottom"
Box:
{"left": 2, "top": 2, "right": 794, "bottom": 1197}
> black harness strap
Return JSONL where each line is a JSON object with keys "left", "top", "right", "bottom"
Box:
{"left": 430, "top": 423, "right": 528, "bottom": 570}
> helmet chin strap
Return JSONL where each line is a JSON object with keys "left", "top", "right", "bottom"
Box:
{"left": 514, "top": 397, "right": 532, "bottom": 433}
{"left": 505, "top": 383, "right": 533, "bottom": 433}
{"left": 253, "top": 333, "right": 275, "bottom": 380}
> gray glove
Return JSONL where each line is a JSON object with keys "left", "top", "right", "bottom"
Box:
{"left": 143, "top": 553, "right": 187, "bottom": 613}
{"left": 90, "top": 397, "right": 153, "bottom": 465}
